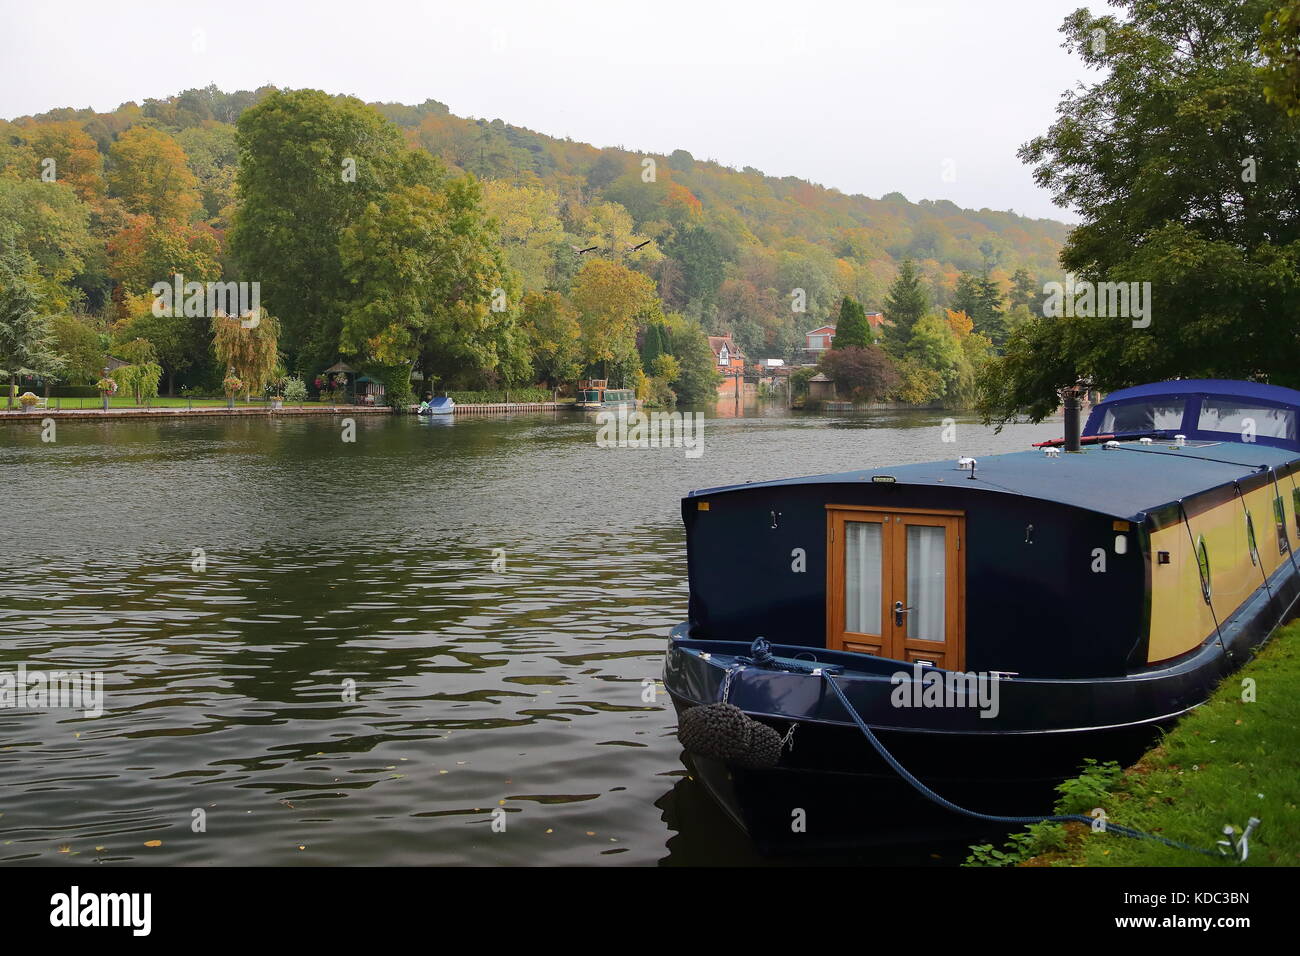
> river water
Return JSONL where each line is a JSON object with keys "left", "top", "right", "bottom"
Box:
{"left": 0, "top": 404, "right": 1058, "bottom": 865}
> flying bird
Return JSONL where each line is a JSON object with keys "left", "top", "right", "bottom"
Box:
{"left": 571, "top": 244, "right": 599, "bottom": 255}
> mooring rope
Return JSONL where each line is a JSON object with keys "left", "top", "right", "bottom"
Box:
{"left": 817, "top": 669, "right": 1224, "bottom": 857}
{"left": 697, "top": 639, "right": 1237, "bottom": 857}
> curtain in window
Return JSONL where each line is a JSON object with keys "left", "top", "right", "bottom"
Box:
{"left": 845, "top": 522, "right": 881, "bottom": 634}
{"left": 906, "top": 525, "right": 946, "bottom": 642}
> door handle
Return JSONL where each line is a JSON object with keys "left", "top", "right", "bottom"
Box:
{"left": 894, "top": 601, "right": 912, "bottom": 627}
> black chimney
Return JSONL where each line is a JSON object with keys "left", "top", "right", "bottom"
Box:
{"left": 1063, "top": 386, "right": 1082, "bottom": 452}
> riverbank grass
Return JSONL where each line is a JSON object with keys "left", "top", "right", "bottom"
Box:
{"left": 968, "top": 621, "right": 1300, "bottom": 867}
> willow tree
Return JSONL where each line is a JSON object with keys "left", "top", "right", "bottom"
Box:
{"left": 212, "top": 310, "right": 280, "bottom": 399}
{"left": 113, "top": 361, "right": 163, "bottom": 406}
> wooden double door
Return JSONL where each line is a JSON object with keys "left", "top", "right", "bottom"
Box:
{"left": 826, "top": 506, "right": 965, "bottom": 669}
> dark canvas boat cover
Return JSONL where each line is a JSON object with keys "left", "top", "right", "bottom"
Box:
{"left": 690, "top": 441, "right": 1300, "bottom": 521}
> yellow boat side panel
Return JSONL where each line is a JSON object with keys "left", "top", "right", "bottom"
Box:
{"left": 1148, "top": 517, "right": 1221, "bottom": 663}
{"left": 1148, "top": 480, "right": 1297, "bottom": 664}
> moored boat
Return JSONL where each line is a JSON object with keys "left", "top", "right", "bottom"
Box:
{"left": 575, "top": 379, "right": 639, "bottom": 409}
{"left": 417, "top": 396, "right": 455, "bottom": 415}
{"left": 664, "top": 379, "right": 1300, "bottom": 849}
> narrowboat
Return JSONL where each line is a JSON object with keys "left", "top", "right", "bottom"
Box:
{"left": 575, "top": 379, "right": 639, "bottom": 410}
{"left": 664, "top": 380, "right": 1300, "bottom": 849}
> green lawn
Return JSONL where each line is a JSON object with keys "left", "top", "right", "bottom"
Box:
{"left": 972, "top": 622, "right": 1300, "bottom": 867}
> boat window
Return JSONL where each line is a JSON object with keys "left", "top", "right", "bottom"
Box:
{"left": 1293, "top": 488, "right": 1300, "bottom": 538}
{"left": 1197, "top": 399, "right": 1296, "bottom": 441}
{"left": 1246, "top": 512, "right": 1259, "bottom": 566}
{"left": 905, "top": 525, "right": 947, "bottom": 642}
{"left": 1195, "top": 536, "right": 1212, "bottom": 605}
{"left": 1098, "top": 399, "right": 1185, "bottom": 433}
{"left": 844, "top": 522, "right": 883, "bottom": 635}
{"left": 1274, "top": 495, "right": 1289, "bottom": 555}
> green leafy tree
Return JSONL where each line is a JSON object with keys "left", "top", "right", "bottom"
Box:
{"left": 339, "top": 161, "right": 523, "bottom": 390}
{"left": 51, "top": 313, "right": 104, "bottom": 384}
{"left": 1008, "top": 268, "right": 1040, "bottom": 313}
{"left": 482, "top": 180, "right": 567, "bottom": 293}
{"left": 640, "top": 321, "right": 668, "bottom": 369}
{"left": 667, "top": 226, "right": 727, "bottom": 310}
{"left": 176, "top": 123, "right": 240, "bottom": 224}
{"left": 117, "top": 292, "right": 210, "bottom": 394}
{"left": 667, "top": 319, "right": 722, "bottom": 404}
{"left": 229, "top": 89, "right": 406, "bottom": 370}
{"left": 0, "top": 179, "right": 96, "bottom": 311}
{"left": 521, "top": 290, "right": 582, "bottom": 387}
{"left": 1262, "top": 0, "right": 1300, "bottom": 115}
{"left": 905, "top": 313, "right": 964, "bottom": 393}
{"left": 982, "top": 0, "right": 1300, "bottom": 422}
{"left": 113, "top": 361, "right": 162, "bottom": 406}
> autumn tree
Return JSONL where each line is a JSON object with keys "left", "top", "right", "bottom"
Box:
{"left": 107, "top": 126, "right": 202, "bottom": 222}
{"left": 107, "top": 215, "right": 222, "bottom": 296}
{"left": 25, "top": 122, "right": 105, "bottom": 203}
{"left": 570, "top": 258, "right": 658, "bottom": 371}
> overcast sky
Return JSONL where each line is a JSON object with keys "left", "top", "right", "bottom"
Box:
{"left": 0, "top": 0, "right": 1102, "bottom": 222}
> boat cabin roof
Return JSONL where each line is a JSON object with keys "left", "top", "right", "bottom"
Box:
{"left": 690, "top": 440, "right": 1300, "bottom": 522}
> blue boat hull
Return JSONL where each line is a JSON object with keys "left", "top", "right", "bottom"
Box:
{"left": 663, "top": 560, "right": 1298, "bottom": 849}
